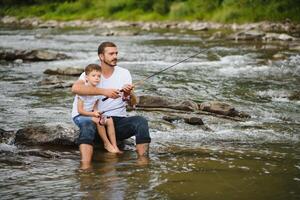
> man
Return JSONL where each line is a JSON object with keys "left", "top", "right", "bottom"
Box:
{"left": 72, "top": 42, "right": 151, "bottom": 165}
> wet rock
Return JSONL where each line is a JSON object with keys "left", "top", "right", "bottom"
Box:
{"left": 288, "top": 91, "right": 300, "bottom": 101}
{"left": 38, "top": 20, "right": 59, "bottom": 28}
{"left": 230, "top": 30, "right": 265, "bottom": 40}
{"left": 149, "top": 120, "right": 176, "bottom": 131}
{"left": 15, "top": 123, "right": 79, "bottom": 146}
{"left": 14, "top": 59, "right": 23, "bottom": 64}
{"left": 137, "top": 95, "right": 199, "bottom": 111}
{"left": 163, "top": 115, "right": 204, "bottom": 126}
{"left": 0, "top": 129, "right": 15, "bottom": 145}
{"left": 162, "top": 115, "right": 182, "bottom": 123}
{"left": 44, "top": 67, "right": 84, "bottom": 76}
{"left": 199, "top": 101, "right": 238, "bottom": 116}
{"left": 0, "top": 49, "right": 69, "bottom": 61}
{"left": 184, "top": 117, "right": 204, "bottom": 125}
{"left": 272, "top": 53, "right": 286, "bottom": 60}
{"left": 37, "top": 76, "right": 73, "bottom": 88}
{"left": 263, "top": 33, "right": 296, "bottom": 41}
{"left": 290, "top": 45, "right": 300, "bottom": 51}
{"left": 0, "top": 16, "right": 18, "bottom": 24}
{"left": 208, "top": 31, "right": 224, "bottom": 40}
{"left": 38, "top": 76, "right": 64, "bottom": 85}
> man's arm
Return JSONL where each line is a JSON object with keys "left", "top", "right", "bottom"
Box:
{"left": 71, "top": 79, "right": 120, "bottom": 98}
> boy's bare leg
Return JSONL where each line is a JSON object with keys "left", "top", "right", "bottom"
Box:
{"left": 79, "top": 144, "right": 93, "bottom": 169}
{"left": 92, "top": 117, "right": 117, "bottom": 153}
{"left": 106, "top": 118, "right": 122, "bottom": 153}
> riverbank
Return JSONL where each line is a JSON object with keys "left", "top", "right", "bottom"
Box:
{"left": 1, "top": 16, "right": 300, "bottom": 35}
{"left": 1, "top": 0, "right": 300, "bottom": 23}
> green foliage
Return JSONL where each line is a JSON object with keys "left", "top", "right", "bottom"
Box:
{"left": 169, "top": 2, "right": 190, "bottom": 19}
{"left": 1, "top": 0, "right": 300, "bottom": 22}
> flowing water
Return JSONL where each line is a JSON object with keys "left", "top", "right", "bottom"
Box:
{"left": 0, "top": 26, "right": 300, "bottom": 199}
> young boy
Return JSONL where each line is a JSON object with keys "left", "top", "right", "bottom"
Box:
{"left": 72, "top": 64, "right": 121, "bottom": 153}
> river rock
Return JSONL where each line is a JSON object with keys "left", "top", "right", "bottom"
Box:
{"left": 137, "top": 95, "right": 199, "bottom": 111}
{"left": 229, "top": 30, "right": 265, "bottom": 40}
{"left": 44, "top": 67, "right": 84, "bottom": 76}
{"left": 184, "top": 117, "right": 204, "bottom": 125}
{"left": 199, "top": 101, "right": 238, "bottom": 116}
{"left": 0, "top": 129, "right": 15, "bottom": 145}
{"left": 263, "top": 33, "right": 296, "bottom": 41}
{"left": 37, "top": 76, "right": 73, "bottom": 88}
{"left": 162, "top": 115, "right": 182, "bottom": 123}
{"left": 0, "top": 49, "right": 69, "bottom": 61}
{"left": 288, "top": 91, "right": 300, "bottom": 101}
{"left": 15, "top": 123, "right": 79, "bottom": 146}
{"left": 272, "top": 53, "right": 286, "bottom": 60}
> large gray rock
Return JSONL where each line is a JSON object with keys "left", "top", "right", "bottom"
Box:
{"left": 15, "top": 123, "right": 79, "bottom": 146}
{"left": 44, "top": 67, "right": 84, "bottom": 76}
{"left": 137, "top": 95, "right": 199, "bottom": 111}
{"left": 199, "top": 101, "right": 238, "bottom": 116}
{"left": 0, "top": 49, "right": 69, "bottom": 61}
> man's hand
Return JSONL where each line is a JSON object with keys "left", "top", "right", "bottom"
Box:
{"left": 103, "top": 88, "right": 120, "bottom": 99}
{"left": 122, "top": 84, "right": 134, "bottom": 96}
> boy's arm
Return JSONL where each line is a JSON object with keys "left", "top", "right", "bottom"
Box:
{"left": 72, "top": 79, "right": 120, "bottom": 98}
{"left": 77, "top": 98, "right": 99, "bottom": 117}
{"left": 93, "top": 100, "right": 99, "bottom": 112}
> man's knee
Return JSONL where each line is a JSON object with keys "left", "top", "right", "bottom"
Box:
{"left": 131, "top": 116, "right": 151, "bottom": 144}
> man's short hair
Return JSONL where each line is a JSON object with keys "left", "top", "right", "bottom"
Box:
{"left": 98, "top": 42, "right": 117, "bottom": 55}
{"left": 85, "top": 64, "right": 101, "bottom": 75}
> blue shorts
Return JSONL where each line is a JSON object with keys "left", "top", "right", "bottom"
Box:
{"left": 73, "top": 115, "right": 151, "bottom": 146}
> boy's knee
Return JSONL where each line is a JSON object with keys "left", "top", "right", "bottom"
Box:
{"left": 78, "top": 120, "right": 97, "bottom": 145}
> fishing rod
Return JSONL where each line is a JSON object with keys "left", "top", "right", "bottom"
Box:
{"left": 102, "top": 49, "right": 208, "bottom": 101}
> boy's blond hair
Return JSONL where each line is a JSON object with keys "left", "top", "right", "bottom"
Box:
{"left": 84, "top": 64, "right": 101, "bottom": 75}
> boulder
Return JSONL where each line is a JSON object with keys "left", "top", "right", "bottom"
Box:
{"left": 137, "top": 95, "right": 199, "bottom": 111}
{"left": 15, "top": 123, "right": 79, "bottom": 146}
{"left": 263, "top": 33, "right": 296, "bottom": 41}
{"left": 0, "top": 49, "right": 69, "bottom": 61}
{"left": 229, "top": 30, "right": 265, "bottom": 41}
{"left": 0, "top": 128, "right": 15, "bottom": 145}
{"left": 184, "top": 117, "right": 204, "bottom": 125}
{"left": 44, "top": 67, "right": 84, "bottom": 76}
{"left": 199, "top": 101, "right": 238, "bottom": 116}
{"left": 37, "top": 76, "right": 73, "bottom": 88}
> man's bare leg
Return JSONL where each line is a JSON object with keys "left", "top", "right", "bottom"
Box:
{"left": 80, "top": 144, "right": 93, "bottom": 169}
{"left": 136, "top": 143, "right": 149, "bottom": 156}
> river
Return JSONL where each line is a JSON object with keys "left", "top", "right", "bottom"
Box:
{"left": 0, "top": 26, "right": 299, "bottom": 199}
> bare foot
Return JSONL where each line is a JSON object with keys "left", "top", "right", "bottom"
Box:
{"left": 114, "top": 147, "right": 123, "bottom": 154}
{"left": 104, "top": 143, "right": 118, "bottom": 153}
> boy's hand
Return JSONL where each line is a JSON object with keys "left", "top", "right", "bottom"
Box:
{"left": 93, "top": 111, "right": 100, "bottom": 118}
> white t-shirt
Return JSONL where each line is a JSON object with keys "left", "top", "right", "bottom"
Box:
{"left": 71, "top": 66, "right": 132, "bottom": 118}
{"left": 71, "top": 85, "right": 101, "bottom": 118}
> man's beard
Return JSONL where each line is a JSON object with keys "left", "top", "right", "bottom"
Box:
{"left": 103, "top": 58, "right": 117, "bottom": 67}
